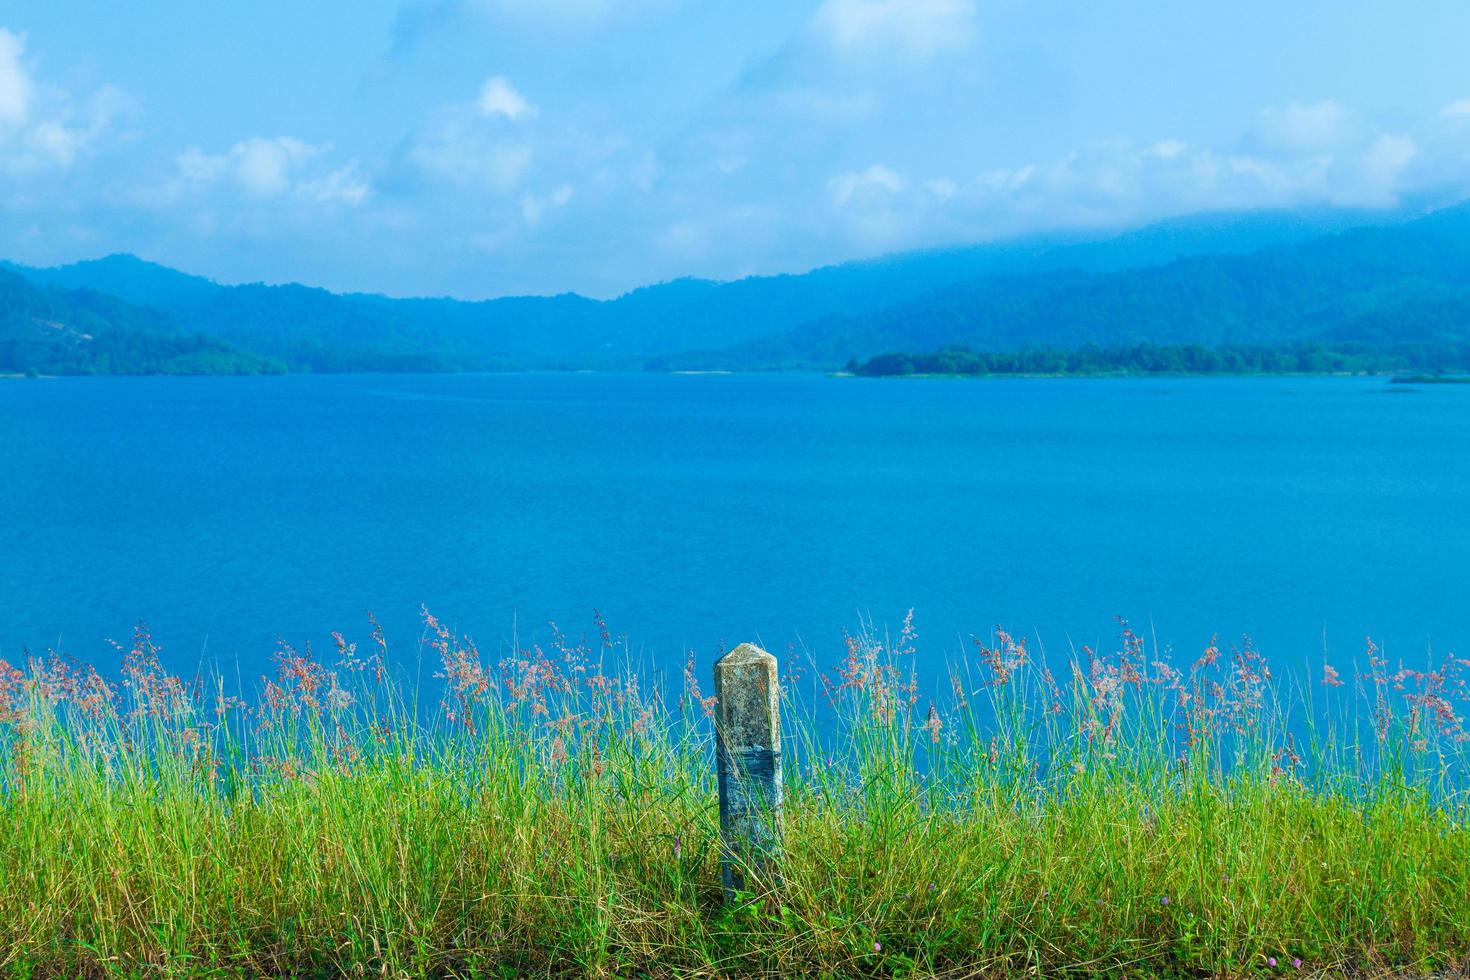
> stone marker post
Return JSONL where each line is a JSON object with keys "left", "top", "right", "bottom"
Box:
{"left": 713, "top": 642, "right": 783, "bottom": 900}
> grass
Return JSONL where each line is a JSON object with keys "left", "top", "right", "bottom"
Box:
{"left": 2, "top": 612, "right": 1470, "bottom": 977}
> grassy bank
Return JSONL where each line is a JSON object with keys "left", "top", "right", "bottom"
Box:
{"left": 2, "top": 614, "right": 1469, "bottom": 977}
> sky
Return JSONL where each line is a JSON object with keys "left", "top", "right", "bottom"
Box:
{"left": 3, "top": 0, "right": 1470, "bottom": 299}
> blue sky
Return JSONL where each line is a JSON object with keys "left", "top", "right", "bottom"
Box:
{"left": 4, "top": 0, "right": 1470, "bottom": 298}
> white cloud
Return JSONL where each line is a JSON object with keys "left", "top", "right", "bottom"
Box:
{"left": 0, "top": 28, "right": 31, "bottom": 125}
{"left": 924, "top": 176, "right": 957, "bottom": 198}
{"left": 813, "top": 0, "right": 976, "bottom": 59}
{"left": 410, "top": 120, "right": 532, "bottom": 191}
{"left": 405, "top": 83, "right": 544, "bottom": 193}
{"left": 0, "top": 31, "right": 127, "bottom": 178}
{"left": 27, "top": 120, "right": 86, "bottom": 166}
{"left": 173, "top": 137, "right": 369, "bottom": 206}
{"left": 950, "top": 125, "right": 1425, "bottom": 226}
{"left": 233, "top": 137, "right": 321, "bottom": 196}
{"left": 976, "top": 164, "right": 1035, "bottom": 193}
{"left": 179, "top": 137, "right": 325, "bottom": 198}
{"left": 786, "top": 121, "right": 1439, "bottom": 263}
{"left": 827, "top": 164, "right": 905, "bottom": 206}
{"left": 1223, "top": 153, "right": 1333, "bottom": 200}
{"left": 1146, "top": 139, "right": 1188, "bottom": 160}
{"left": 1441, "top": 98, "right": 1470, "bottom": 118}
{"left": 478, "top": 76, "right": 534, "bottom": 120}
{"left": 1250, "top": 100, "right": 1359, "bottom": 155}
{"left": 1360, "top": 133, "right": 1417, "bottom": 193}
{"left": 302, "top": 163, "right": 372, "bottom": 206}
{"left": 519, "top": 183, "right": 572, "bottom": 224}
{"left": 177, "top": 146, "right": 228, "bottom": 183}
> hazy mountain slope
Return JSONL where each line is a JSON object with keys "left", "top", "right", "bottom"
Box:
{"left": 5, "top": 204, "right": 1416, "bottom": 370}
{"left": 681, "top": 204, "right": 1470, "bottom": 369}
{"left": 4, "top": 254, "right": 226, "bottom": 311}
{"left": 0, "top": 268, "right": 277, "bottom": 375}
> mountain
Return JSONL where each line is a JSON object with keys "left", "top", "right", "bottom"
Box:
{"left": 6, "top": 254, "right": 226, "bottom": 311}
{"left": 676, "top": 202, "right": 1470, "bottom": 369}
{"left": 2, "top": 201, "right": 1422, "bottom": 373}
{"left": 0, "top": 267, "right": 280, "bottom": 375}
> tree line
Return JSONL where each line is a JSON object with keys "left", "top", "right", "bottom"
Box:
{"left": 848, "top": 341, "right": 1470, "bottom": 378}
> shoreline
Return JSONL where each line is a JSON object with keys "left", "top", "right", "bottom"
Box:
{"left": 0, "top": 367, "right": 1450, "bottom": 382}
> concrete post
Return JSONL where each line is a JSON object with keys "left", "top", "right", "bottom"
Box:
{"left": 713, "top": 642, "right": 783, "bottom": 900}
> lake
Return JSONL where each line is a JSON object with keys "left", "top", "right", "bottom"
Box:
{"left": 2, "top": 373, "right": 1467, "bottom": 686}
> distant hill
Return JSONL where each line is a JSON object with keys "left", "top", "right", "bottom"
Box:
{"left": 672, "top": 202, "right": 1470, "bottom": 369}
{"left": 0, "top": 267, "right": 278, "bottom": 375}
{"left": 2, "top": 202, "right": 1463, "bottom": 375}
{"left": 11, "top": 254, "right": 226, "bottom": 311}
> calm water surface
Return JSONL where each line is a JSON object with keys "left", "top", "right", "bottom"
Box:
{"left": 2, "top": 373, "right": 1467, "bottom": 682}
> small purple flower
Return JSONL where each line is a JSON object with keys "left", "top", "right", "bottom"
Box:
{"left": 873, "top": 941, "right": 882, "bottom": 953}
{"left": 673, "top": 835, "right": 682, "bottom": 859}
{"left": 1268, "top": 957, "right": 1277, "bottom": 967}
{"left": 1159, "top": 896, "right": 1170, "bottom": 906}
{"left": 1292, "top": 959, "right": 1303, "bottom": 969}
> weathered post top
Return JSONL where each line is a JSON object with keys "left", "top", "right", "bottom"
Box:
{"left": 714, "top": 643, "right": 780, "bottom": 751}
{"left": 714, "top": 642, "right": 783, "bottom": 900}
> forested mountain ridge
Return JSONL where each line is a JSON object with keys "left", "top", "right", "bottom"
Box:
{"left": 0, "top": 267, "right": 278, "bottom": 375}
{"left": 10, "top": 204, "right": 1394, "bottom": 358}
{"left": 670, "top": 203, "right": 1470, "bottom": 369}
{"left": 4, "top": 201, "right": 1469, "bottom": 375}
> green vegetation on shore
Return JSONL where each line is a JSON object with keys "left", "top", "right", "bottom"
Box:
{"left": 2, "top": 614, "right": 1469, "bottom": 977}
{"left": 0, "top": 268, "right": 283, "bottom": 376}
{"left": 850, "top": 341, "right": 1470, "bottom": 378}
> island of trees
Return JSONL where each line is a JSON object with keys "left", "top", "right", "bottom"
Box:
{"left": 848, "top": 341, "right": 1470, "bottom": 378}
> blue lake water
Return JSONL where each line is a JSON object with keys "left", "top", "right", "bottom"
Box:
{"left": 2, "top": 373, "right": 1468, "bottom": 685}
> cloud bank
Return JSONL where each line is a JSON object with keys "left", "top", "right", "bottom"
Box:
{"left": 3, "top": 5, "right": 1470, "bottom": 297}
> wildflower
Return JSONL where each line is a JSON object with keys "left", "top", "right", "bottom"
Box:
{"left": 974, "top": 626, "right": 1026, "bottom": 686}
{"left": 1159, "top": 896, "right": 1170, "bottom": 905}
{"left": 1267, "top": 957, "right": 1277, "bottom": 967}
{"left": 1322, "top": 663, "right": 1344, "bottom": 687}
{"left": 683, "top": 652, "right": 718, "bottom": 718}
{"left": 673, "top": 835, "right": 682, "bottom": 859}
{"left": 873, "top": 941, "right": 881, "bottom": 953}
{"left": 593, "top": 608, "right": 613, "bottom": 648}
{"left": 1292, "top": 959, "right": 1302, "bottom": 969}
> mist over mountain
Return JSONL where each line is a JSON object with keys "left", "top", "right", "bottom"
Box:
{"left": 683, "top": 202, "right": 1470, "bottom": 369}
{"left": 3, "top": 202, "right": 1466, "bottom": 376}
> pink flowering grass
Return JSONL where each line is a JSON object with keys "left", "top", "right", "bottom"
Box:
{"left": 0, "top": 610, "right": 1469, "bottom": 977}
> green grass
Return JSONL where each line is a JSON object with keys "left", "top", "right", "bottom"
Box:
{"left": 2, "top": 613, "right": 1469, "bottom": 977}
